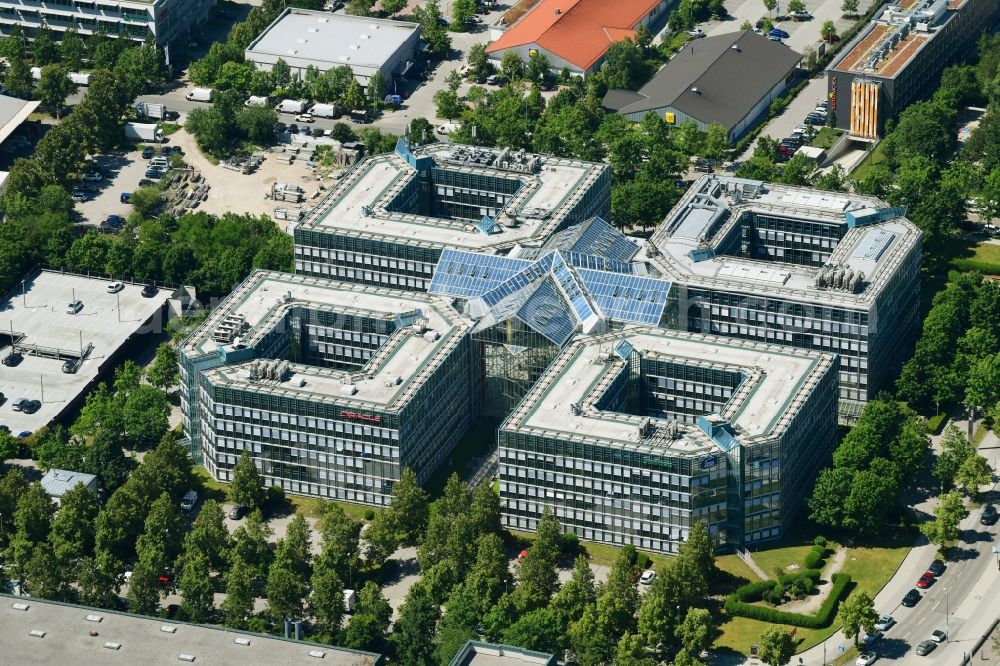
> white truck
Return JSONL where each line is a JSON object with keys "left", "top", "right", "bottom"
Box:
{"left": 30, "top": 66, "right": 41, "bottom": 81}
{"left": 186, "top": 87, "right": 214, "bottom": 102}
{"left": 343, "top": 589, "right": 357, "bottom": 613}
{"left": 245, "top": 95, "right": 269, "bottom": 107}
{"left": 69, "top": 71, "right": 91, "bottom": 86}
{"left": 135, "top": 102, "right": 166, "bottom": 120}
{"left": 276, "top": 99, "right": 307, "bottom": 114}
{"left": 124, "top": 122, "right": 164, "bottom": 143}
{"left": 308, "top": 103, "right": 339, "bottom": 119}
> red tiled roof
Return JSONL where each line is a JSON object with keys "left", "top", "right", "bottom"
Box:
{"left": 485, "top": 0, "right": 661, "bottom": 70}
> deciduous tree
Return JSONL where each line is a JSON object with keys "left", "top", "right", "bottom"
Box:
{"left": 758, "top": 626, "right": 795, "bottom": 666}
{"left": 229, "top": 450, "right": 265, "bottom": 511}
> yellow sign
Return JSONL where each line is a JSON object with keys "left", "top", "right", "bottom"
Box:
{"left": 664, "top": 112, "right": 676, "bottom": 124}
{"left": 528, "top": 48, "right": 538, "bottom": 57}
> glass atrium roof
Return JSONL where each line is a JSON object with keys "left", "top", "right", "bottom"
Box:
{"left": 429, "top": 231, "right": 671, "bottom": 346}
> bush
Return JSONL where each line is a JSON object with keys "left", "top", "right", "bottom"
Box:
{"left": 724, "top": 574, "right": 852, "bottom": 628}
{"left": 363, "top": 509, "right": 375, "bottom": 521}
{"left": 561, "top": 531, "right": 580, "bottom": 553}
{"left": 777, "top": 569, "right": 821, "bottom": 587}
{"left": 734, "top": 579, "right": 778, "bottom": 603}
{"left": 634, "top": 551, "right": 650, "bottom": 570}
{"left": 265, "top": 484, "right": 285, "bottom": 507}
{"left": 814, "top": 536, "right": 828, "bottom": 547}
{"left": 766, "top": 584, "right": 786, "bottom": 606}
{"left": 804, "top": 550, "right": 823, "bottom": 569}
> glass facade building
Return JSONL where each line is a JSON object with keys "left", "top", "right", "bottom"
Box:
{"left": 649, "top": 176, "right": 921, "bottom": 420}
{"left": 499, "top": 329, "right": 839, "bottom": 552}
{"left": 179, "top": 271, "right": 476, "bottom": 504}
{"left": 293, "top": 142, "right": 611, "bottom": 292}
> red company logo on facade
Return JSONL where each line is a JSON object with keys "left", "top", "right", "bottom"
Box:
{"left": 340, "top": 411, "right": 382, "bottom": 424}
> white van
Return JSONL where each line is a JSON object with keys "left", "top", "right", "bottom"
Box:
{"left": 181, "top": 490, "right": 198, "bottom": 512}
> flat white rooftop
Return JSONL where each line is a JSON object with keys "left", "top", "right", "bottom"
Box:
{"left": 0, "top": 271, "right": 171, "bottom": 435}
{"left": 297, "top": 144, "right": 607, "bottom": 253}
{"left": 245, "top": 8, "right": 418, "bottom": 70}
{"left": 649, "top": 176, "right": 921, "bottom": 306}
{"left": 184, "top": 271, "right": 471, "bottom": 410}
{"left": 504, "top": 328, "right": 835, "bottom": 456}
{"left": 0, "top": 594, "right": 381, "bottom": 665}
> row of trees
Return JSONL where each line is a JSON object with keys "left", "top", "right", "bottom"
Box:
{"left": 808, "top": 399, "right": 929, "bottom": 534}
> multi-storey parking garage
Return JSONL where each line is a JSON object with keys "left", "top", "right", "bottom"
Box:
{"left": 647, "top": 175, "right": 921, "bottom": 420}
{"left": 293, "top": 142, "right": 610, "bottom": 291}
{"left": 499, "top": 329, "right": 839, "bottom": 552}
{"left": 179, "top": 271, "right": 474, "bottom": 504}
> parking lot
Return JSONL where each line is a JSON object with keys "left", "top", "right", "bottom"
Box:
{"left": 74, "top": 149, "right": 156, "bottom": 228}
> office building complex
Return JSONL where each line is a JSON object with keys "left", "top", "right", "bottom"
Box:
{"left": 0, "top": 0, "right": 215, "bottom": 43}
{"left": 499, "top": 328, "right": 839, "bottom": 552}
{"left": 179, "top": 271, "right": 475, "bottom": 504}
{"left": 293, "top": 141, "right": 611, "bottom": 292}
{"left": 826, "top": 0, "right": 997, "bottom": 139}
{"left": 245, "top": 9, "right": 420, "bottom": 85}
{"left": 647, "top": 175, "right": 921, "bottom": 420}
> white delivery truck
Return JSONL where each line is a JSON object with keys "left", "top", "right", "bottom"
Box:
{"left": 276, "top": 99, "right": 307, "bottom": 114}
{"left": 124, "top": 122, "right": 164, "bottom": 143}
{"left": 69, "top": 71, "right": 91, "bottom": 86}
{"left": 245, "top": 95, "right": 269, "bottom": 107}
{"left": 30, "top": 66, "right": 41, "bottom": 81}
{"left": 186, "top": 87, "right": 214, "bottom": 102}
{"left": 308, "top": 103, "right": 339, "bottom": 119}
{"left": 343, "top": 589, "right": 357, "bottom": 613}
{"left": 135, "top": 102, "right": 167, "bottom": 120}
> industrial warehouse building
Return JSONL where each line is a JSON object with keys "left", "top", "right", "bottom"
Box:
{"left": 826, "top": 0, "right": 997, "bottom": 139}
{"left": 485, "top": 0, "right": 672, "bottom": 77}
{"left": 293, "top": 141, "right": 611, "bottom": 291}
{"left": 0, "top": 0, "right": 214, "bottom": 43}
{"left": 604, "top": 30, "right": 801, "bottom": 142}
{"left": 245, "top": 8, "right": 420, "bottom": 84}
{"left": 647, "top": 175, "right": 922, "bottom": 420}
{"left": 499, "top": 329, "right": 839, "bottom": 550}
{"left": 179, "top": 271, "right": 475, "bottom": 505}
{"left": 181, "top": 145, "right": 923, "bottom": 551}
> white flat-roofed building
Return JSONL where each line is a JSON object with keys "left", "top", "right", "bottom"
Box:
{"left": 293, "top": 141, "right": 611, "bottom": 292}
{"left": 245, "top": 8, "right": 420, "bottom": 84}
{"left": 0, "top": 0, "right": 215, "bottom": 44}
{"left": 179, "top": 270, "right": 476, "bottom": 505}
{"left": 0, "top": 269, "right": 173, "bottom": 435}
{"left": 647, "top": 175, "right": 922, "bottom": 420}
{"left": 499, "top": 328, "right": 839, "bottom": 551}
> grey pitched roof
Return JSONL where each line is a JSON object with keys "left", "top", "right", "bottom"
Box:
{"left": 610, "top": 30, "right": 801, "bottom": 132}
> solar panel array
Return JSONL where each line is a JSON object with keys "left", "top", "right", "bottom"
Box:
{"left": 566, "top": 217, "right": 641, "bottom": 263}
{"left": 576, "top": 270, "right": 670, "bottom": 325}
{"left": 428, "top": 249, "right": 529, "bottom": 298}
{"left": 517, "top": 278, "right": 579, "bottom": 346}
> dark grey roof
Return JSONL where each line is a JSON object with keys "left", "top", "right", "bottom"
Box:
{"left": 610, "top": 30, "right": 801, "bottom": 132}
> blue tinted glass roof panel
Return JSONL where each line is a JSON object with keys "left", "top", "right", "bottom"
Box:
{"left": 577, "top": 270, "right": 671, "bottom": 325}
{"left": 568, "top": 217, "right": 641, "bottom": 262}
{"left": 428, "top": 249, "right": 530, "bottom": 298}
{"left": 516, "top": 278, "right": 578, "bottom": 346}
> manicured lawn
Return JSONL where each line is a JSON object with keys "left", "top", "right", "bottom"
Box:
{"left": 948, "top": 239, "right": 1000, "bottom": 275}
{"left": 850, "top": 139, "right": 887, "bottom": 180}
{"left": 746, "top": 530, "right": 833, "bottom": 579}
{"left": 714, "top": 529, "right": 912, "bottom": 656}
{"left": 810, "top": 127, "right": 845, "bottom": 150}
{"left": 192, "top": 467, "right": 375, "bottom": 522}
{"left": 716, "top": 553, "right": 759, "bottom": 583}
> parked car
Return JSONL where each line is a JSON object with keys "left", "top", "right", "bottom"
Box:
{"left": 3, "top": 352, "right": 23, "bottom": 367}
{"left": 141, "top": 146, "right": 154, "bottom": 159}
{"left": 12, "top": 398, "right": 41, "bottom": 414}
{"left": 769, "top": 27, "right": 790, "bottom": 38}
{"left": 228, "top": 504, "right": 247, "bottom": 520}
{"left": 860, "top": 631, "right": 882, "bottom": 647}
{"left": 927, "top": 560, "right": 946, "bottom": 576}
{"left": 138, "top": 178, "right": 154, "bottom": 187}
{"left": 855, "top": 653, "right": 878, "bottom": 666}
{"left": 141, "top": 284, "right": 158, "bottom": 298}
{"left": 485, "top": 74, "right": 504, "bottom": 85}
{"left": 295, "top": 113, "right": 315, "bottom": 123}
{"left": 874, "top": 615, "right": 895, "bottom": 632}
{"left": 66, "top": 299, "right": 83, "bottom": 314}
{"left": 981, "top": 504, "right": 997, "bottom": 525}
{"left": 805, "top": 114, "right": 827, "bottom": 126}
{"left": 62, "top": 359, "right": 76, "bottom": 374}
{"left": 120, "top": 192, "right": 132, "bottom": 204}
{"left": 71, "top": 189, "right": 89, "bottom": 203}
{"left": 274, "top": 122, "right": 287, "bottom": 134}
{"left": 310, "top": 127, "right": 325, "bottom": 137}
{"left": 685, "top": 28, "right": 706, "bottom": 38}
{"left": 915, "top": 639, "right": 936, "bottom": 656}
{"left": 916, "top": 572, "right": 934, "bottom": 588}
{"left": 789, "top": 9, "right": 812, "bottom": 19}
{"left": 145, "top": 168, "right": 166, "bottom": 179}
{"left": 930, "top": 629, "right": 947, "bottom": 643}
{"left": 170, "top": 145, "right": 183, "bottom": 155}
{"left": 639, "top": 570, "right": 656, "bottom": 585}
{"left": 82, "top": 171, "right": 103, "bottom": 182}
{"left": 180, "top": 490, "right": 198, "bottom": 512}
{"left": 288, "top": 124, "right": 299, "bottom": 134}
{"left": 106, "top": 281, "right": 125, "bottom": 294}
{"left": 767, "top": 33, "right": 782, "bottom": 41}
{"left": 902, "top": 589, "right": 921, "bottom": 607}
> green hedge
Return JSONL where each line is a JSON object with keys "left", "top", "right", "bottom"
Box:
{"left": 804, "top": 550, "right": 824, "bottom": 569}
{"left": 734, "top": 579, "right": 778, "bottom": 602}
{"left": 778, "top": 569, "right": 822, "bottom": 587}
{"left": 724, "top": 574, "right": 852, "bottom": 628}
{"left": 925, "top": 413, "right": 947, "bottom": 435}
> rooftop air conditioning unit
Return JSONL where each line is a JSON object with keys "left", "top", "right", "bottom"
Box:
{"left": 341, "top": 384, "right": 358, "bottom": 396}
